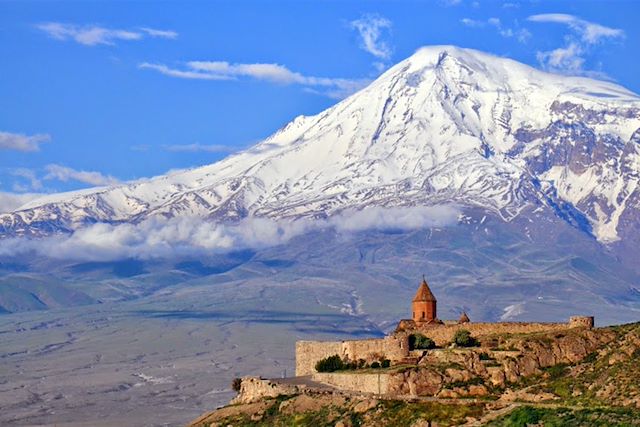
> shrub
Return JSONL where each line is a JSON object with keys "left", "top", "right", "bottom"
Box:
{"left": 315, "top": 355, "right": 345, "bottom": 372}
{"left": 357, "top": 358, "right": 367, "bottom": 369}
{"left": 381, "top": 359, "right": 391, "bottom": 368}
{"left": 479, "top": 352, "right": 494, "bottom": 361}
{"left": 446, "top": 376, "right": 485, "bottom": 389}
{"left": 371, "top": 361, "right": 381, "bottom": 369}
{"left": 452, "top": 329, "right": 478, "bottom": 347}
{"left": 409, "top": 333, "right": 436, "bottom": 350}
{"left": 546, "top": 363, "right": 568, "bottom": 380}
{"left": 583, "top": 351, "right": 598, "bottom": 363}
{"left": 231, "top": 377, "right": 242, "bottom": 392}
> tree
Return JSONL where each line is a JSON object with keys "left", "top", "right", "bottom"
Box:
{"left": 232, "top": 377, "right": 242, "bottom": 392}
{"left": 409, "top": 333, "right": 436, "bottom": 350}
{"left": 370, "top": 361, "right": 381, "bottom": 369}
{"left": 381, "top": 359, "right": 391, "bottom": 368}
{"left": 452, "top": 329, "right": 478, "bottom": 347}
{"left": 315, "top": 355, "right": 345, "bottom": 372}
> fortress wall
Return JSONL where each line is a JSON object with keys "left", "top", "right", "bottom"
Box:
{"left": 231, "top": 377, "right": 299, "bottom": 404}
{"left": 296, "top": 336, "right": 409, "bottom": 376}
{"left": 296, "top": 321, "right": 589, "bottom": 375}
{"left": 342, "top": 338, "right": 393, "bottom": 362}
{"left": 383, "top": 335, "right": 410, "bottom": 360}
{"left": 569, "top": 316, "right": 594, "bottom": 328}
{"left": 296, "top": 341, "right": 343, "bottom": 376}
{"left": 312, "top": 372, "right": 389, "bottom": 395}
{"left": 417, "top": 322, "right": 572, "bottom": 346}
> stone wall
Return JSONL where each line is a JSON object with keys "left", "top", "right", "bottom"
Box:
{"left": 569, "top": 316, "right": 595, "bottom": 328}
{"left": 297, "top": 320, "right": 593, "bottom": 375}
{"left": 312, "top": 372, "right": 390, "bottom": 395}
{"left": 231, "top": 377, "right": 299, "bottom": 404}
{"left": 342, "top": 336, "right": 409, "bottom": 362}
{"left": 296, "top": 336, "right": 409, "bottom": 376}
{"left": 295, "top": 340, "right": 343, "bottom": 376}
{"left": 412, "top": 322, "right": 573, "bottom": 346}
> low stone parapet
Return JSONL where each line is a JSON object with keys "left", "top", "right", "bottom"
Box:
{"left": 312, "top": 372, "right": 390, "bottom": 395}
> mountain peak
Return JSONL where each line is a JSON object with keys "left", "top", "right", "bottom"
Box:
{"left": 2, "top": 46, "right": 639, "bottom": 245}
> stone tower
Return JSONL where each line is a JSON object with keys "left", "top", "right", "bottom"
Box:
{"left": 412, "top": 276, "right": 437, "bottom": 323}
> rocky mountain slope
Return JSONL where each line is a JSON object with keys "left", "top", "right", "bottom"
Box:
{"left": 2, "top": 46, "right": 639, "bottom": 246}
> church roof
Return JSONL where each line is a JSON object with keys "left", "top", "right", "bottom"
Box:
{"left": 412, "top": 277, "right": 437, "bottom": 302}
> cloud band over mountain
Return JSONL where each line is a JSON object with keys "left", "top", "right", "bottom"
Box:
{"left": 0, "top": 205, "right": 460, "bottom": 261}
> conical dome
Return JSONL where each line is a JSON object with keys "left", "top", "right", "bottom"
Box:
{"left": 459, "top": 312, "right": 470, "bottom": 324}
{"left": 413, "top": 277, "right": 436, "bottom": 302}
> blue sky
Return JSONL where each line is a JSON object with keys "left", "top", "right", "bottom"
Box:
{"left": 0, "top": 0, "right": 638, "bottom": 208}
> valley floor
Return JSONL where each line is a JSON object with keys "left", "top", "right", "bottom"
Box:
{"left": 0, "top": 278, "right": 379, "bottom": 426}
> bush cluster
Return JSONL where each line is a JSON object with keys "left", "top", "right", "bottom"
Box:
{"left": 452, "top": 329, "right": 479, "bottom": 347}
{"left": 409, "top": 333, "right": 436, "bottom": 350}
{"left": 315, "top": 355, "right": 345, "bottom": 372}
{"left": 478, "top": 352, "right": 494, "bottom": 361}
{"left": 314, "top": 355, "right": 392, "bottom": 372}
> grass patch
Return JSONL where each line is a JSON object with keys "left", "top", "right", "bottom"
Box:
{"left": 376, "top": 400, "right": 484, "bottom": 426}
{"left": 487, "top": 405, "right": 640, "bottom": 427}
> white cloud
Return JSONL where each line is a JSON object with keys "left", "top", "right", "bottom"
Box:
{"left": 0, "top": 205, "right": 459, "bottom": 261}
{"left": 527, "top": 14, "right": 624, "bottom": 75}
{"left": 36, "top": 22, "right": 178, "bottom": 46}
{"left": 10, "top": 168, "right": 43, "bottom": 191}
{"left": 139, "top": 61, "right": 370, "bottom": 100}
{"left": 460, "top": 18, "right": 484, "bottom": 28}
{"left": 0, "top": 131, "right": 50, "bottom": 152}
{"left": 163, "top": 143, "right": 236, "bottom": 153}
{"left": 188, "top": 61, "right": 307, "bottom": 83}
{"left": 44, "top": 164, "right": 120, "bottom": 186}
{"left": 139, "top": 63, "right": 230, "bottom": 80}
{"left": 349, "top": 14, "right": 393, "bottom": 60}
{"left": 139, "top": 27, "right": 178, "bottom": 39}
{"left": 460, "top": 17, "right": 531, "bottom": 43}
{"left": 527, "top": 14, "right": 624, "bottom": 44}
{"left": 0, "top": 192, "right": 44, "bottom": 213}
{"left": 328, "top": 205, "right": 460, "bottom": 233}
{"left": 536, "top": 42, "right": 585, "bottom": 74}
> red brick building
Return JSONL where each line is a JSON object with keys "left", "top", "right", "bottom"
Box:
{"left": 412, "top": 276, "right": 437, "bottom": 324}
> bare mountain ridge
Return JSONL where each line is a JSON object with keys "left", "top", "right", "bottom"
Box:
{"left": 1, "top": 46, "right": 639, "bottom": 243}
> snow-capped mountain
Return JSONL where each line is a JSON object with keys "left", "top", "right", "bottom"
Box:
{"left": 2, "top": 46, "right": 640, "bottom": 242}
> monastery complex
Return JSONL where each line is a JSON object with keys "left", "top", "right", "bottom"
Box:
{"left": 296, "top": 276, "right": 594, "bottom": 376}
